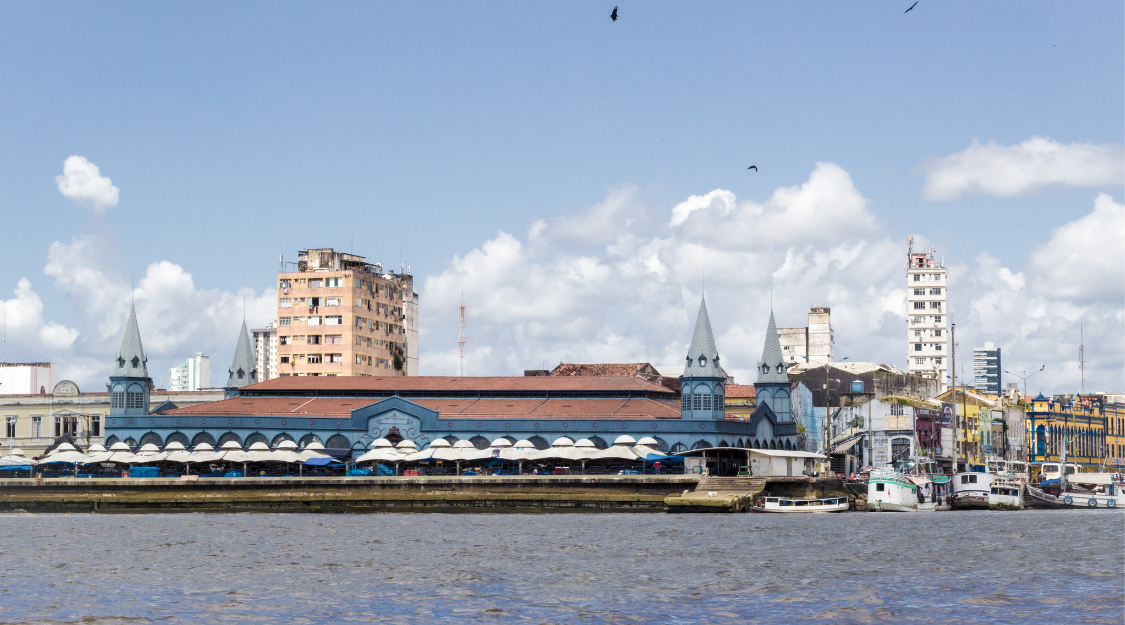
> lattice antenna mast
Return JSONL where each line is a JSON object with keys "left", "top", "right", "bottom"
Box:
{"left": 1079, "top": 317, "right": 1085, "bottom": 394}
{"left": 457, "top": 293, "right": 466, "bottom": 377}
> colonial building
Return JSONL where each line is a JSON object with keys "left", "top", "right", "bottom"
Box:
{"left": 1026, "top": 394, "right": 1119, "bottom": 469}
{"left": 105, "top": 296, "right": 800, "bottom": 455}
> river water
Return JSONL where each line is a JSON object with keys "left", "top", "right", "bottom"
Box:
{"left": 0, "top": 510, "right": 1121, "bottom": 624}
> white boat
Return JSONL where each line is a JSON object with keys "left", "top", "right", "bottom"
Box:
{"left": 751, "top": 496, "right": 850, "bottom": 513}
{"left": 951, "top": 471, "right": 997, "bottom": 510}
{"left": 867, "top": 470, "right": 920, "bottom": 512}
{"left": 988, "top": 480, "right": 1024, "bottom": 510}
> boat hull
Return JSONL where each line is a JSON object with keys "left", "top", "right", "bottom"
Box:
{"left": 951, "top": 494, "right": 989, "bottom": 510}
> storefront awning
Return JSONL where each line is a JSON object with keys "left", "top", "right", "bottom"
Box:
{"left": 830, "top": 436, "right": 864, "bottom": 455}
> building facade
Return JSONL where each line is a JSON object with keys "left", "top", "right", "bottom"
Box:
{"left": 277, "top": 248, "right": 418, "bottom": 377}
{"left": 0, "top": 363, "right": 54, "bottom": 395}
{"left": 1026, "top": 394, "right": 1117, "bottom": 469}
{"left": 0, "top": 379, "right": 221, "bottom": 457}
{"left": 252, "top": 324, "right": 278, "bottom": 382}
{"left": 971, "top": 342, "right": 1002, "bottom": 395}
{"left": 906, "top": 238, "right": 948, "bottom": 385}
{"left": 778, "top": 307, "right": 834, "bottom": 365}
{"left": 106, "top": 296, "right": 800, "bottom": 455}
{"left": 168, "top": 354, "right": 210, "bottom": 392}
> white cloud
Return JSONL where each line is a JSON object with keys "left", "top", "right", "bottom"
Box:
{"left": 421, "top": 170, "right": 1123, "bottom": 394}
{"left": 55, "top": 156, "right": 120, "bottom": 211}
{"left": 920, "top": 137, "right": 1124, "bottom": 200}
{"left": 423, "top": 163, "right": 904, "bottom": 384}
{"left": 0, "top": 278, "right": 79, "bottom": 354}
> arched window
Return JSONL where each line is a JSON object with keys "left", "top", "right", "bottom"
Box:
{"left": 105, "top": 435, "right": 120, "bottom": 446}
{"left": 217, "top": 432, "right": 242, "bottom": 447}
{"left": 670, "top": 442, "right": 687, "bottom": 453}
{"left": 718, "top": 440, "right": 729, "bottom": 448}
{"left": 736, "top": 438, "right": 744, "bottom": 448}
{"left": 528, "top": 436, "right": 549, "bottom": 450}
{"left": 139, "top": 432, "right": 163, "bottom": 447}
{"left": 698, "top": 355, "right": 706, "bottom": 367}
{"left": 769, "top": 440, "right": 776, "bottom": 450}
{"left": 589, "top": 436, "right": 608, "bottom": 450}
{"left": 469, "top": 435, "right": 490, "bottom": 450}
{"left": 326, "top": 434, "right": 350, "bottom": 449}
{"left": 691, "top": 440, "right": 710, "bottom": 450}
{"left": 191, "top": 432, "right": 216, "bottom": 447}
{"left": 442, "top": 435, "right": 460, "bottom": 445}
{"left": 245, "top": 432, "right": 269, "bottom": 447}
{"left": 776, "top": 363, "right": 784, "bottom": 373}
{"left": 761, "top": 364, "right": 769, "bottom": 375}
{"left": 298, "top": 433, "right": 323, "bottom": 448}
{"left": 124, "top": 437, "right": 137, "bottom": 447}
{"left": 271, "top": 433, "right": 295, "bottom": 448}
{"left": 649, "top": 437, "right": 669, "bottom": 453}
{"left": 165, "top": 432, "right": 190, "bottom": 447}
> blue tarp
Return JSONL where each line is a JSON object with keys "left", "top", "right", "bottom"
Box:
{"left": 129, "top": 466, "right": 159, "bottom": 478}
{"left": 0, "top": 465, "right": 32, "bottom": 471}
{"left": 347, "top": 468, "right": 372, "bottom": 476}
{"left": 644, "top": 454, "right": 685, "bottom": 463}
{"left": 303, "top": 457, "right": 333, "bottom": 466}
{"left": 1039, "top": 478, "right": 1062, "bottom": 487}
{"left": 375, "top": 464, "right": 395, "bottom": 476}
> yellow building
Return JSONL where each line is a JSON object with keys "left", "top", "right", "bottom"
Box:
{"left": 277, "top": 248, "right": 418, "bottom": 377}
{"left": 1106, "top": 402, "right": 1125, "bottom": 469}
{"left": 723, "top": 384, "right": 757, "bottom": 419}
{"left": 933, "top": 386, "right": 997, "bottom": 466}
{"left": 1026, "top": 394, "right": 1114, "bottom": 469}
{"left": 1, "top": 380, "right": 222, "bottom": 458}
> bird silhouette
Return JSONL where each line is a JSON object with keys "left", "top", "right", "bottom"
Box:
{"left": 747, "top": 165, "right": 758, "bottom": 171}
{"left": 611, "top": 6, "right": 618, "bottom": 21}
{"left": 905, "top": 2, "right": 917, "bottom": 13}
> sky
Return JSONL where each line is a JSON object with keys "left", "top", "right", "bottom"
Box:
{"left": 0, "top": 1, "right": 1122, "bottom": 395}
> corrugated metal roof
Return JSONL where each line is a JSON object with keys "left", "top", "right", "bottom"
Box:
{"left": 242, "top": 375, "right": 674, "bottom": 395}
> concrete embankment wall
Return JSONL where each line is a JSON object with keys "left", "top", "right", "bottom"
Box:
{"left": 0, "top": 475, "right": 700, "bottom": 514}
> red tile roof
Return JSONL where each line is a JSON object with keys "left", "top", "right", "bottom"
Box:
{"left": 165, "top": 397, "right": 374, "bottom": 417}
{"left": 549, "top": 363, "right": 659, "bottom": 377}
{"left": 410, "top": 398, "right": 681, "bottom": 420}
{"left": 243, "top": 375, "right": 673, "bottom": 395}
{"left": 725, "top": 384, "right": 756, "bottom": 399}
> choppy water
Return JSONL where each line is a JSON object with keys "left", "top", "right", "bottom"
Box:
{"left": 0, "top": 511, "right": 1121, "bottom": 624}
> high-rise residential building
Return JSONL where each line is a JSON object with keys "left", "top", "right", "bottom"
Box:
{"left": 168, "top": 354, "right": 210, "bottom": 391}
{"left": 778, "top": 307, "right": 834, "bottom": 365}
{"left": 252, "top": 323, "right": 279, "bottom": 382}
{"left": 972, "top": 342, "right": 1002, "bottom": 395}
{"left": 0, "top": 362, "right": 54, "bottom": 395}
{"left": 276, "top": 248, "right": 419, "bottom": 377}
{"left": 905, "top": 237, "right": 948, "bottom": 385}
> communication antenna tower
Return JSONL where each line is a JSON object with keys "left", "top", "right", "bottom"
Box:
{"left": 457, "top": 293, "right": 466, "bottom": 377}
{"left": 1079, "top": 317, "right": 1085, "bottom": 394}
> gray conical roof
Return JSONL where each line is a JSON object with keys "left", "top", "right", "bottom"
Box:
{"left": 225, "top": 321, "right": 258, "bottom": 388}
{"left": 682, "top": 296, "right": 723, "bottom": 378}
{"left": 112, "top": 304, "right": 148, "bottom": 377}
{"left": 756, "top": 310, "right": 789, "bottom": 383}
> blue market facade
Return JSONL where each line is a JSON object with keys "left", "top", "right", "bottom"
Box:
{"left": 106, "top": 297, "right": 800, "bottom": 456}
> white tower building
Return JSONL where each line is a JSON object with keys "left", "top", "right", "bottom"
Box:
{"left": 906, "top": 236, "right": 948, "bottom": 386}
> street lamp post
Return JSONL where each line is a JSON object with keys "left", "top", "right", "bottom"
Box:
{"left": 1005, "top": 366, "right": 1045, "bottom": 464}
{"left": 804, "top": 355, "right": 848, "bottom": 458}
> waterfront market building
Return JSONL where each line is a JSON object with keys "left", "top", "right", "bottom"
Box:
{"left": 105, "top": 297, "right": 801, "bottom": 455}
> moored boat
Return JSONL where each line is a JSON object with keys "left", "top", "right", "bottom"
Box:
{"left": 988, "top": 480, "right": 1023, "bottom": 510}
{"left": 751, "top": 496, "right": 850, "bottom": 513}
{"left": 951, "top": 471, "right": 997, "bottom": 510}
{"left": 867, "top": 469, "right": 920, "bottom": 512}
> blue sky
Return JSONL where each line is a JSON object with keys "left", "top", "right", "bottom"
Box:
{"left": 0, "top": 2, "right": 1122, "bottom": 393}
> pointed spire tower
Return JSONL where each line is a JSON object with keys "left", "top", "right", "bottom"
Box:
{"left": 224, "top": 320, "right": 258, "bottom": 398}
{"left": 679, "top": 296, "right": 726, "bottom": 420}
{"left": 754, "top": 310, "right": 792, "bottom": 421}
{"left": 109, "top": 303, "right": 152, "bottom": 418}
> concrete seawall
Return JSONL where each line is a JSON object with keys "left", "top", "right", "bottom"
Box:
{"left": 0, "top": 476, "right": 700, "bottom": 513}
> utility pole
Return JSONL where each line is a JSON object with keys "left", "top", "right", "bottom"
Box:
{"left": 1079, "top": 318, "right": 1085, "bottom": 395}
{"left": 951, "top": 323, "right": 958, "bottom": 472}
{"left": 457, "top": 293, "right": 466, "bottom": 377}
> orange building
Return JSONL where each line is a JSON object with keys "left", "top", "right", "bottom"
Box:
{"left": 277, "top": 248, "right": 418, "bottom": 377}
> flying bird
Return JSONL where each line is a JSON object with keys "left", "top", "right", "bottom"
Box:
{"left": 747, "top": 165, "right": 758, "bottom": 171}
{"left": 611, "top": 6, "right": 618, "bottom": 21}
{"left": 905, "top": 2, "right": 918, "bottom": 13}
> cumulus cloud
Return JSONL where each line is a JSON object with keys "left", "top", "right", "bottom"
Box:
{"left": 0, "top": 279, "right": 79, "bottom": 353}
{"left": 920, "top": 137, "right": 1124, "bottom": 200}
{"left": 423, "top": 163, "right": 904, "bottom": 383}
{"left": 422, "top": 169, "right": 1123, "bottom": 394}
{"left": 55, "top": 155, "right": 120, "bottom": 211}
